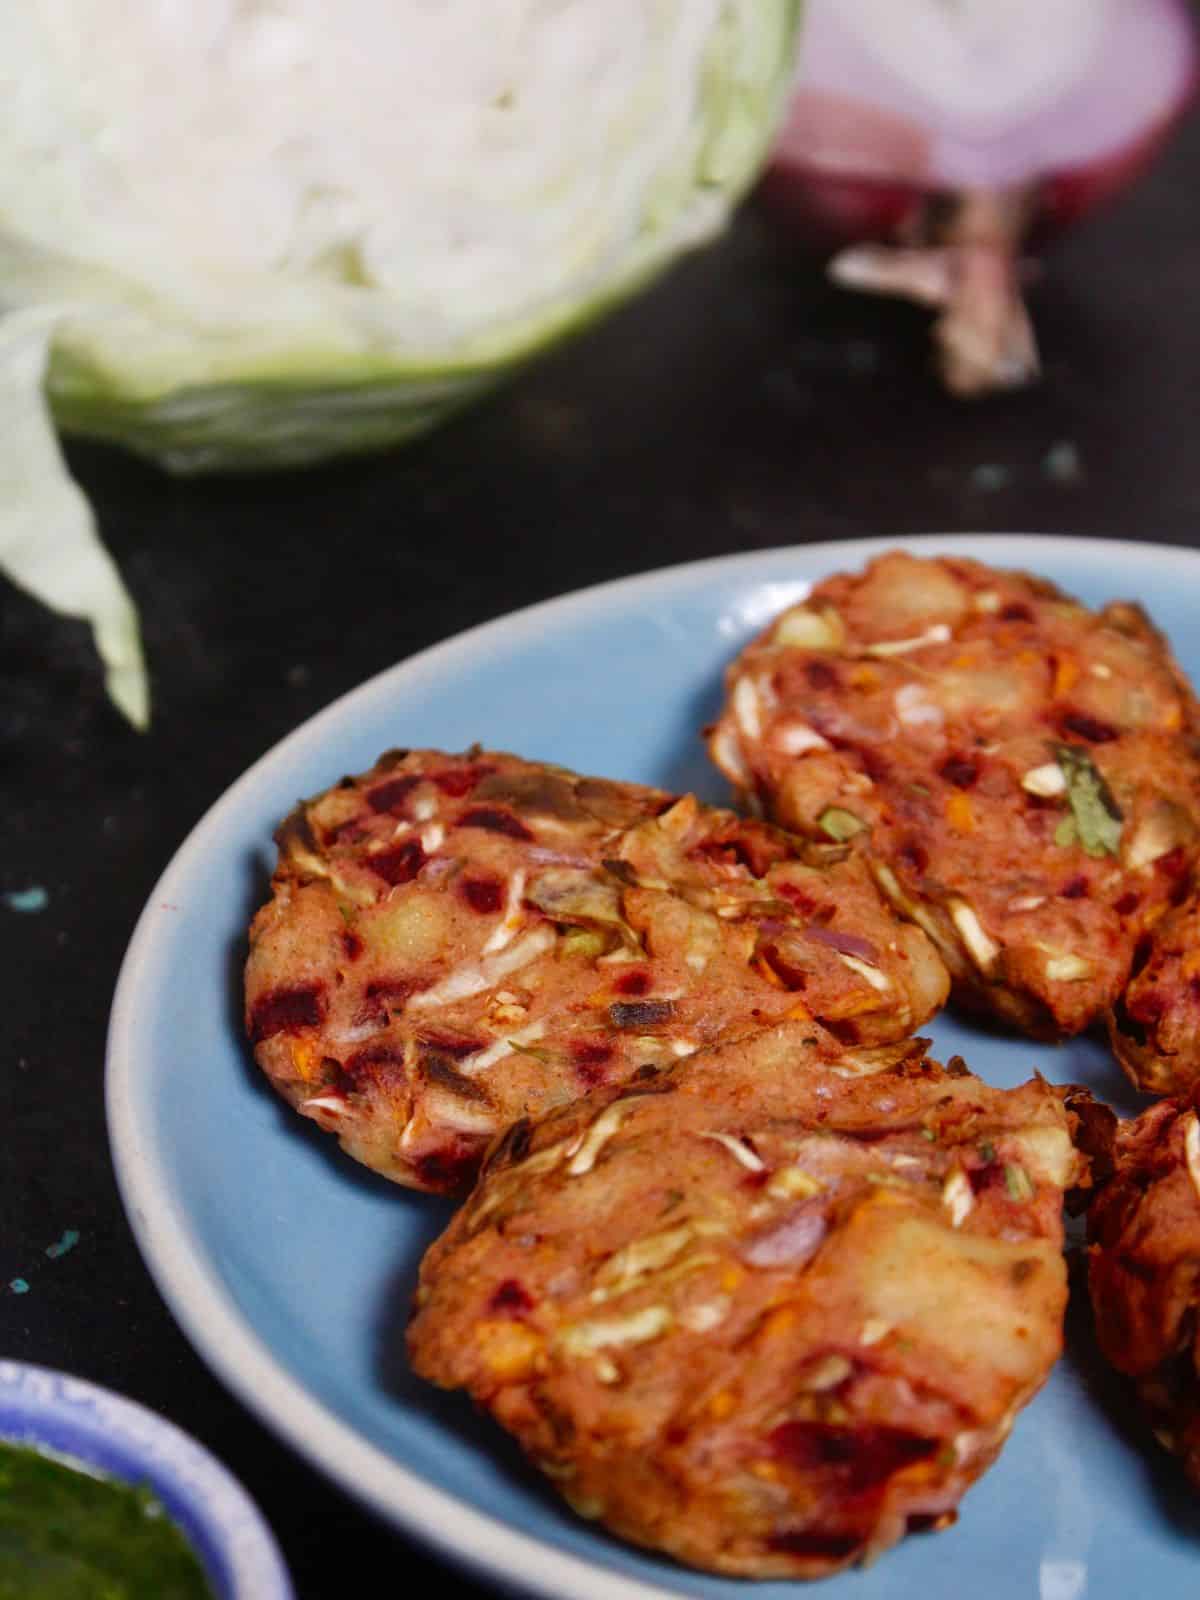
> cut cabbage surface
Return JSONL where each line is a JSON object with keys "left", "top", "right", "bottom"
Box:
{"left": 0, "top": 1, "right": 800, "bottom": 723}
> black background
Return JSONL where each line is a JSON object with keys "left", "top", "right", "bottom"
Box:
{"left": 3, "top": 110, "right": 1198, "bottom": 1598}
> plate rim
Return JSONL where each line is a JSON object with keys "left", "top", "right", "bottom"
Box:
{"left": 106, "top": 532, "right": 1200, "bottom": 1600}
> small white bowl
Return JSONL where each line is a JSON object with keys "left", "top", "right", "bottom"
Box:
{"left": 0, "top": 1362, "right": 292, "bottom": 1600}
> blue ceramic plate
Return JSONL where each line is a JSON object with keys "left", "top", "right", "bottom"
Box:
{"left": 108, "top": 536, "right": 1200, "bottom": 1599}
{"left": 0, "top": 1361, "right": 292, "bottom": 1599}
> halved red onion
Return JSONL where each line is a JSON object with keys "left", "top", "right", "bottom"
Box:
{"left": 758, "top": 0, "right": 1197, "bottom": 394}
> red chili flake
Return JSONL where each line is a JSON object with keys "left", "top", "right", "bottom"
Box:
{"left": 1114, "top": 891, "right": 1141, "bottom": 917}
{"left": 766, "top": 1530, "right": 863, "bottom": 1562}
{"left": 806, "top": 660, "right": 839, "bottom": 690}
{"left": 458, "top": 807, "right": 534, "bottom": 841}
{"left": 414, "top": 1142, "right": 481, "bottom": 1193}
{"left": 366, "top": 775, "right": 421, "bottom": 814}
{"left": 432, "top": 770, "right": 477, "bottom": 797}
{"left": 462, "top": 876, "right": 504, "bottom": 914}
{"left": 776, "top": 881, "right": 822, "bottom": 917}
{"left": 369, "top": 839, "right": 426, "bottom": 885}
{"left": 613, "top": 969, "right": 651, "bottom": 996}
{"left": 999, "top": 602, "right": 1035, "bottom": 623}
{"left": 432, "top": 764, "right": 493, "bottom": 797}
{"left": 770, "top": 1421, "right": 937, "bottom": 1493}
{"left": 488, "top": 1279, "right": 534, "bottom": 1316}
{"left": 1059, "top": 711, "right": 1119, "bottom": 744}
{"left": 1059, "top": 875, "right": 1089, "bottom": 900}
{"left": 573, "top": 1050, "right": 612, "bottom": 1088}
{"left": 608, "top": 999, "right": 677, "bottom": 1030}
{"left": 353, "top": 978, "right": 417, "bottom": 1028}
{"left": 938, "top": 754, "right": 979, "bottom": 790}
{"left": 572, "top": 1041, "right": 615, "bottom": 1068}
{"left": 248, "top": 985, "right": 324, "bottom": 1043}
{"left": 341, "top": 931, "right": 364, "bottom": 961}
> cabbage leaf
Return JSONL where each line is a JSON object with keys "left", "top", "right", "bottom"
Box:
{"left": 0, "top": 308, "right": 146, "bottom": 726}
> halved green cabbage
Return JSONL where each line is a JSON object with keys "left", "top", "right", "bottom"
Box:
{"left": 0, "top": 2, "right": 801, "bottom": 724}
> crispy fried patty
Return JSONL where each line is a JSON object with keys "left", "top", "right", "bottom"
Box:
{"left": 245, "top": 748, "right": 947, "bottom": 1192}
{"left": 1086, "top": 1090, "right": 1200, "bottom": 1491}
{"left": 409, "top": 1021, "right": 1079, "bottom": 1578}
{"left": 709, "top": 551, "right": 1200, "bottom": 1051}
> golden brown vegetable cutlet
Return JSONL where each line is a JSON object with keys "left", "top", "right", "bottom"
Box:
{"left": 245, "top": 747, "right": 947, "bottom": 1191}
{"left": 409, "top": 1021, "right": 1081, "bottom": 1577}
{"left": 1085, "top": 1088, "right": 1200, "bottom": 1491}
{"left": 709, "top": 550, "right": 1200, "bottom": 1074}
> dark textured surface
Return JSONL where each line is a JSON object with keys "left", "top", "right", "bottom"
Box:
{"left": 2, "top": 109, "right": 1198, "bottom": 1598}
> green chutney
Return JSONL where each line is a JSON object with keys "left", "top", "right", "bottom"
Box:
{"left": 0, "top": 1440, "right": 212, "bottom": 1598}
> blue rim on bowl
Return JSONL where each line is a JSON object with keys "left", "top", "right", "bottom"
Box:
{"left": 0, "top": 1362, "right": 293, "bottom": 1600}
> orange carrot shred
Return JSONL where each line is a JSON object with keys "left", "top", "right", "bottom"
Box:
{"left": 946, "top": 792, "right": 976, "bottom": 834}
{"left": 1053, "top": 655, "right": 1080, "bottom": 699}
